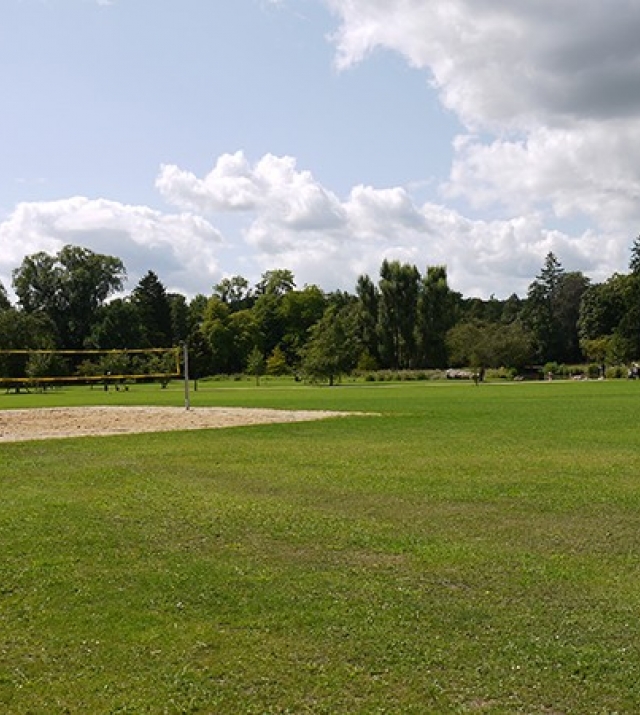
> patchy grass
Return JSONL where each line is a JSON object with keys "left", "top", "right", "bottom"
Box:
{"left": 2, "top": 380, "right": 640, "bottom": 712}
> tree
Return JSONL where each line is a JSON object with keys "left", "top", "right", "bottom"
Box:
{"left": 279, "top": 285, "right": 327, "bottom": 366}
{"left": 0, "top": 281, "right": 11, "bottom": 311}
{"left": 630, "top": 235, "right": 640, "bottom": 275}
{"left": 246, "top": 346, "right": 266, "bottom": 385}
{"left": 266, "top": 346, "right": 289, "bottom": 376}
{"left": 168, "top": 293, "right": 189, "bottom": 345}
{"left": 87, "top": 298, "right": 144, "bottom": 349}
{"left": 228, "top": 309, "right": 261, "bottom": 373}
{"left": 578, "top": 275, "right": 629, "bottom": 342}
{"left": 188, "top": 294, "right": 209, "bottom": 330}
{"left": 416, "top": 266, "right": 459, "bottom": 368}
{"left": 621, "top": 238, "right": 640, "bottom": 356}
{"left": 25, "top": 351, "right": 70, "bottom": 383}
{"left": 253, "top": 292, "right": 286, "bottom": 360}
{"left": 131, "top": 270, "right": 173, "bottom": 347}
{"left": 555, "top": 271, "right": 590, "bottom": 363}
{"left": 355, "top": 274, "right": 380, "bottom": 366}
{"left": 524, "top": 252, "right": 565, "bottom": 362}
{"left": 12, "top": 245, "right": 126, "bottom": 348}
{"left": 212, "top": 275, "right": 253, "bottom": 310}
{"left": 378, "top": 259, "right": 420, "bottom": 369}
{"left": 301, "top": 304, "right": 360, "bottom": 385}
{"left": 446, "top": 320, "right": 534, "bottom": 372}
{"left": 580, "top": 336, "right": 611, "bottom": 375}
{"left": 501, "top": 293, "right": 525, "bottom": 324}
{"left": 200, "top": 297, "right": 233, "bottom": 373}
{"left": 256, "top": 269, "right": 295, "bottom": 296}
{"left": 0, "top": 309, "right": 57, "bottom": 379}
{"left": 186, "top": 325, "right": 213, "bottom": 389}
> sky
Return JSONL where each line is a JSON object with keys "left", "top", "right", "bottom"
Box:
{"left": 2, "top": 0, "right": 640, "bottom": 302}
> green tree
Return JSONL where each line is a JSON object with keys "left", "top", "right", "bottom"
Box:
{"left": 501, "top": 293, "right": 525, "bottom": 324}
{"left": 256, "top": 269, "right": 296, "bottom": 296}
{"left": 630, "top": 235, "right": 640, "bottom": 275}
{"left": 0, "top": 281, "right": 11, "bottom": 311}
{"left": 228, "top": 309, "right": 261, "bottom": 374}
{"left": 266, "top": 346, "right": 289, "bottom": 376}
{"left": 378, "top": 259, "right": 420, "bottom": 369}
{"left": 0, "top": 309, "right": 57, "bottom": 379}
{"left": 446, "top": 320, "right": 534, "bottom": 372}
{"left": 213, "top": 275, "right": 253, "bottom": 310}
{"left": 555, "top": 271, "right": 590, "bottom": 363}
{"left": 580, "top": 336, "right": 610, "bottom": 375}
{"left": 524, "top": 252, "right": 566, "bottom": 362}
{"left": 188, "top": 294, "right": 209, "bottom": 331}
{"left": 246, "top": 346, "right": 266, "bottom": 385}
{"left": 416, "top": 265, "right": 459, "bottom": 368}
{"left": 200, "top": 297, "right": 233, "bottom": 373}
{"left": 87, "top": 298, "right": 144, "bottom": 349}
{"left": 578, "top": 275, "right": 629, "bottom": 341}
{"left": 619, "top": 239, "right": 640, "bottom": 356}
{"left": 25, "top": 351, "right": 70, "bottom": 383}
{"left": 12, "top": 245, "right": 126, "bottom": 348}
{"left": 185, "top": 326, "right": 213, "bottom": 389}
{"left": 301, "top": 304, "right": 360, "bottom": 385}
{"left": 131, "top": 271, "right": 173, "bottom": 347}
{"left": 253, "top": 292, "right": 286, "bottom": 360}
{"left": 355, "top": 274, "right": 380, "bottom": 366}
{"left": 168, "top": 293, "right": 189, "bottom": 345}
{"left": 279, "top": 285, "right": 327, "bottom": 366}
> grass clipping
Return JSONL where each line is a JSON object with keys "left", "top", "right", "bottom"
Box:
{"left": 0, "top": 406, "right": 350, "bottom": 443}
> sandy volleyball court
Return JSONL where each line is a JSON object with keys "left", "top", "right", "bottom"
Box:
{"left": 0, "top": 405, "right": 349, "bottom": 443}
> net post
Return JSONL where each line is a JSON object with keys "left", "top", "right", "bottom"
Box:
{"left": 181, "top": 342, "right": 190, "bottom": 411}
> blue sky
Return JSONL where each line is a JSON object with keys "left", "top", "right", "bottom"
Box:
{"left": 2, "top": 0, "right": 640, "bottom": 300}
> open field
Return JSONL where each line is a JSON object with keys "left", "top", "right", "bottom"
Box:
{"left": 2, "top": 379, "right": 640, "bottom": 713}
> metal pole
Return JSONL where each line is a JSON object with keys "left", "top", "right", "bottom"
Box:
{"left": 182, "top": 342, "right": 190, "bottom": 411}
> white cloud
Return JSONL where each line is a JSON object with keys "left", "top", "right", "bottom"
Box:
{"left": 0, "top": 198, "right": 223, "bottom": 299}
{"left": 326, "top": 0, "right": 640, "bottom": 130}
{"left": 4, "top": 3, "right": 639, "bottom": 301}
{"left": 445, "top": 121, "right": 640, "bottom": 232}
{"left": 157, "top": 153, "right": 615, "bottom": 297}
{"left": 1, "top": 152, "right": 626, "bottom": 302}
{"left": 322, "top": 0, "right": 640, "bottom": 283}
{"left": 158, "top": 151, "right": 347, "bottom": 231}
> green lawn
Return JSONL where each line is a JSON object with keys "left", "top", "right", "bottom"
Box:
{"left": 2, "top": 380, "right": 640, "bottom": 713}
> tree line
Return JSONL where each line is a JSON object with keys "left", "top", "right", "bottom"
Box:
{"left": 1, "top": 240, "right": 640, "bottom": 383}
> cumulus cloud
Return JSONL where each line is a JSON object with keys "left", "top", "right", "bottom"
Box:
{"left": 326, "top": 0, "right": 640, "bottom": 129}
{"left": 157, "top": 151, "right": 347, "bottom": 232}
{"left": 1, "top": 152, "right": 620, "bottom": 301}
{"left": 0, "top": 198, "right": 223, "bottom": 298}
{"left": 445, "top": 121, "right": 640, "bottom": 231}
{"left": 156, "top": 153, "right": 614, "bottom": 297}
{"left": 322, "top": 0, "right": 640, "bottom": 283}
{"left": 4, "top": 4, "right": 638, "bottom": 301}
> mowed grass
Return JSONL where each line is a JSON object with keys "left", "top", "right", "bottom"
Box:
{"left": 2, "top": 380, "right": 640, "bottom": 713}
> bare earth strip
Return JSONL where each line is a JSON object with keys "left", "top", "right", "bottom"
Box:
{"left": 0, "top": 406, "right": 352, "bottom": 444}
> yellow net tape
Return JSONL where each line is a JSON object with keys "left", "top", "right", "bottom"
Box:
{"left": 0, "top": 348, "right": 181, "bottom": 384}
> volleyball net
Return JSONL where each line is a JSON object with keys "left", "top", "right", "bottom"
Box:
{"left": 0, "top": 347, "right": 181, "bottom": 388}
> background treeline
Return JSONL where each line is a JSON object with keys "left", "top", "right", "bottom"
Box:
{"left": 2, "top": 240, "right": 640, "bottom": 383}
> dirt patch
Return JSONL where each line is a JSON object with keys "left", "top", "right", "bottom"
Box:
{"left": 0, "top": 406, "right": 351, "bottom": 444}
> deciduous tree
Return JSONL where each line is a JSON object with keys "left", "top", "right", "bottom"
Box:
{"left": 12, "top": 245, "right": 125, "bottom": 348}
{"left": 416, "top": 265, "right": 459, "bottom": 368}
{"left": 0, "top": 281, "right": 10, "bottom": 311}
{"left": 378, "top": 259, "right": 420, "bottom": 369}
{"left": 301, "top": 304, "right": 360, "bottom": 385}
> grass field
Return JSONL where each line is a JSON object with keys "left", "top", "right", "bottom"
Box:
{"left": 2, "top": 379, "right": 640, "bottom": 713}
